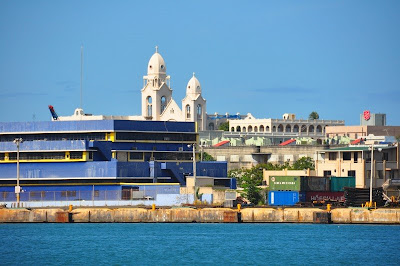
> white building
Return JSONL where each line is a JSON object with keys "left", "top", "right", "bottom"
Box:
{"left": 57, "top": 47, "right": 207, "bottom": 130}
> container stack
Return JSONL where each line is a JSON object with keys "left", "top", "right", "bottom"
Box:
{"left": 268, "top": 176, "right": 356, "bottom": 206}
{"left": 344, "top": 187, "right": 384, "bottom": 207}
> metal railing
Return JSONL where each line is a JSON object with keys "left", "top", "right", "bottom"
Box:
{"left": 0, "top": 190, "right": 158, "bottom": 202}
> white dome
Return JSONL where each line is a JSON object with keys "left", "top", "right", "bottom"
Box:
{"left": 147, "top": 46, "right": 166, "bottom": 75}
{"left": 186, "top": 73, "right": 201, "bottom": 95}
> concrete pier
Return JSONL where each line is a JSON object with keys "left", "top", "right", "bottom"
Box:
{"left": 0, "top": 207, "right": 399, "bottom": 224}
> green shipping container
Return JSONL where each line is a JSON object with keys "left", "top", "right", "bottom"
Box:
{"left": 269, "top": 176, "right": 301, "bottom": 191}
{"left": 330, "top": 176, "right": 356, "bottom": 192}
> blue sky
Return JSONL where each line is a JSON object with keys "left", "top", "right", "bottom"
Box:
{"left": 1, "top": 1, "right": 399, "bottom": 125}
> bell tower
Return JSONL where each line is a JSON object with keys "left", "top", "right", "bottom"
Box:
{"left": 141, "top": 46, "right": 172, "bottom": 120}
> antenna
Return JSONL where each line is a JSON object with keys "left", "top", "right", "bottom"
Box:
{"left": 80, "top": 45, "right": 83, "bottom": 109}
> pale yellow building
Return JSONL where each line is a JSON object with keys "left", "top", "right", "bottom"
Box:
{"left": 315, "top": 144, "right": 400, "bottom": 190}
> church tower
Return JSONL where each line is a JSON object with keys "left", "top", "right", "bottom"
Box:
{"left": 141, "top": 47, "right": 172, "bottom": 120}
{"left": 182, "top": 73, "right": 207, "bottom": 131}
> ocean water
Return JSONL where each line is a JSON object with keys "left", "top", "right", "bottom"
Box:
{"left": 1, "top": 223, "right": 399, "bottom": 265}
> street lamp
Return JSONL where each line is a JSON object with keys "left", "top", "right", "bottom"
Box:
{"left": 13, "top": 138, "right": 23, "bottom": 207}
{"left": 369, "top": 142, "right": 382, "bottom": 205}
{"left": 188, "top": 143, "right": 197, "bottom": 201}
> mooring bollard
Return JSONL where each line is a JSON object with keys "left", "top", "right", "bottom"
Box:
{"left": 327, "top": 204, "right": 331, "bottom": 212}
{"left": 152, "top": 203, "right": 156, "bottom": 211}
{"left": 69, "top": 204, "right": 73, "bottom": 212}
{"left": 237, "top": 203, "right": 241, "bottom": 212}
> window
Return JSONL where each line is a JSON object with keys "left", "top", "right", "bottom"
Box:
{"left": 377, "top": 170, "right": 384, "bottom": 179}
{"left": 146, "top": 96, "right": 152, "bottom": 117}
{"left": 70, "top": 152, "right": 83, "bottom": 159}
{"left": 129, "top": 152, "right": 143, "bottom": 160}
{"left": 285, "top": 125, "right": 291, "bottom": 132}
{"left": 309, "top": 125, "right": 315, "bottom": 133}
{"left": 208, "top": 123, "right": 214, "bottom": 130}
{"left": 197, "top": 104, "right": 202, "bottom": 117}
{"left": 383, "top": 153, "right": 389, "bottom": 161}
{"left": 259, "top": 125, "right": 264, "bottom": 132}
{"left": 324, "top": 171, "right": 332, "bottom": 177}
{"left": 343, "top": 152, "right": 351, "bottom": 161}
{"left": 0, "top": 154, "right": 4, "bottom": 160}
{"left": 186, "top": 105, "right": 191, "bottom": 119}
{"left": 354, "top": 152, "right": 358, "bottom": 163}
{"left": 329, "top": 153, "right": 337, "bottom": 160}
{"left": 348, "top": 170, "right": 356, "bottom": 177}
{"left": 161, "top": 96, "right": 166, "bottom": 113}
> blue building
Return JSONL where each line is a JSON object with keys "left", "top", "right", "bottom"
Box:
{"left": 0, "top": 120, "right": 230, "bottom": 202}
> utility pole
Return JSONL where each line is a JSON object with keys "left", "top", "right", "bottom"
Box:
{"left": 13, "top": 138, "right": 23, "bottom": 207}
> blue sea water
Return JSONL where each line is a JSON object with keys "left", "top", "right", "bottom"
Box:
{"left": 1, "top": 223, "right": 399, "bottom": 265}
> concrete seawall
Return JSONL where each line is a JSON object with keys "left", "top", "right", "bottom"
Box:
{"left": 0, "top": 207, "right": 399, "bottom": 224}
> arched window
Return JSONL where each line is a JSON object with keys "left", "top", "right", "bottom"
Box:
{"left": 242, "top": 127, "right": 247, "bottom": 132}
{"left": 266, "top": 126, "right": 270, "bottom": 132}
{"left": 259, "top": 125, "right": 264, "bottom": 132}
{"left": 278, "top": 124, "right": 283, "bottom": 132}
{"left": 248, "top": 126, "right": 253, "bottom": 132}
{"left": 285, "top": 125, "right": 291, "bottom": 132}
{"left": 161, "top": 96, "right": 166, "bottom": 113}
{"left": 209, "top": 123, "right": 214, "bottom": 130}
{"left": 254, "top": 126, "right": 258, "bottom": 132}
{"left": 316, "top": 125, "right": 322, "bottom": 133}
{"left": 186, "top": 105, "right": 191, "bottom": 119}
{"left": 293, "top": 125, "right": 299, "bottom": 132}
{"left": 197, "top": 104, "right": 202, "bottom": 118}
{"left": 301, "top": 125, "right": 307, "bottom": 133}
{"left": 309, "top": 125, "right": 315, "bottom": 133}
{"left": 272, "top": 126, "right": 276, "bottom": 132}
{"left": 146, "top": 96, "right": 152, "bottom": 117}
{"left": 231, "top": 127, "right": 235, "bottom": 132}
{"left": 236, "top": 126, "right": 241, "bottom": 132}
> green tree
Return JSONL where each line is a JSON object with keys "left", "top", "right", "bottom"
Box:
{"left": 202, "top": 152, "right": 215, "bottom": 161}
{"left": 290, "top": 156, "right": 315, "bottom": 170}
{"left": 218, "top": 122, "right": 229, "bottom": 131}
{"left": 241, "top": 175, "right": 262, "bottom": 205}
{"left": 396, "top": 135, "right": 400, "bottom": 142}
{"left": 309, "top": 111, "right": 319, "bottom": 120}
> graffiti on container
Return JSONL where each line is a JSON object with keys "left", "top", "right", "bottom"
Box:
{"left": 306, "top": 192, "right": 345, "bottom": 202}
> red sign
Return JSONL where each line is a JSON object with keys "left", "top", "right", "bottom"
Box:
{"left": 305, "top": 192, "right": 345, "bottom": 202}
{"left": 363, "top": 110, "right": 371, "bottom": 121}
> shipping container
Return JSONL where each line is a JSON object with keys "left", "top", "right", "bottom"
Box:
{"left": 268, "top": 191, "right": 302, "bottom": 206}
{"left": 305, "top": 191, "right": 345, "bottom": 202}
{"left": 330, "top": 176, "right": 355, "bottom": 192}
{"left": 302, "top": 176, "right": 330, "bottom": 192}
{"left": 268, "top": 176, "right": 301, "bottom": 191}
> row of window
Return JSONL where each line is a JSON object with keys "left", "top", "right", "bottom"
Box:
{"left": 0, "top": 152, "right": 88, "bottom": 161}
{"left": 0, "top": 133, "right": 106, "bottom": 142}
{"left": 145, "top": 96, "right": 202, "bottom": 118}
{"left": 324, "top": 170, "right": 356, "bottom": 177}
{"left": 328, "top": 152, "right": 389, "bottom": 162}
{"left": 229, "top": 124, "right": 326, "bottom": 133}
{"left": 115, "top": 132, "right": 196, "bottom": 142}
{"left": 117, "top": 151, "right": 192, "bottom": 161}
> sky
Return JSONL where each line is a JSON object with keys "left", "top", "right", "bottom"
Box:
{"left": 1, "top": 1, "right": 399, "bottom": 125}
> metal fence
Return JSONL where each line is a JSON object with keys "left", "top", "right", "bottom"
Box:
{"left": 1, "top": 190, "right": 153, "bottom": 202}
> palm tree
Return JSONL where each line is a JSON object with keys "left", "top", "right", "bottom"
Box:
{"left": 309, "top": 111, "right": 319, "bottom": 120}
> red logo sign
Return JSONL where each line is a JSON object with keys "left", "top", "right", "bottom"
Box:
{"left": 363, "top": 110, "right": 371, "bottom": 121}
